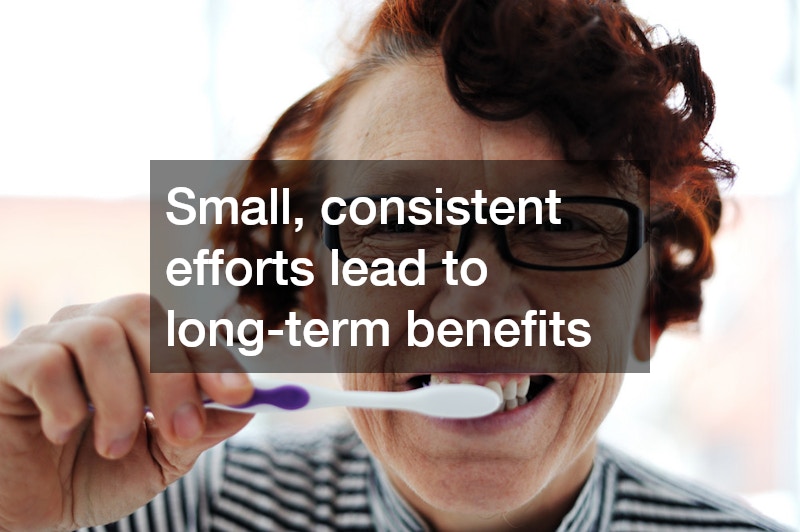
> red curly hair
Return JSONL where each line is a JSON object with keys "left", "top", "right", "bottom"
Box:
{"left": 211, "top": 0, "right": 735, "bottom": 332}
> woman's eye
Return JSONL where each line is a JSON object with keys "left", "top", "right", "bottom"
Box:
{"left": 543, "top": 217, "right": 586, "bottom": 232}
{"left": 376, "top": 219, "right": 416, "bottom": 234}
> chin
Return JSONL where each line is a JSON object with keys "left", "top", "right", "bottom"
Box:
{"left": 396, "top": 456, "right": 550, "bottom": 515}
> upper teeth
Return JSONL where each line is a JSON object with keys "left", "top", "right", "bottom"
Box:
{"left": 429, "top": 375, "right": 534, "bottom": 412}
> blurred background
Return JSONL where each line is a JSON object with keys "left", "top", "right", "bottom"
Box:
{"left": 0, "top": 0, "right": 797, "bottom": 527}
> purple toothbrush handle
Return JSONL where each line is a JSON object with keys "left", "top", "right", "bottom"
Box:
{"left": 227, "top": 384, "right": 311, "bottom": 411}
{"left": 90, "top": 385, "right": 311, "bottom": 414}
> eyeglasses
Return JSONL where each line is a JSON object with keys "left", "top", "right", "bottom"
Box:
{"left": 323, "top": 195, "right": 646, "bottom": 271}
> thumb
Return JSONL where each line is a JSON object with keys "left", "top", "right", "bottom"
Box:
{"left": 197, "top": 409, "right": 254, "bottom": 448}
{"left": 145, "top": 410, "right": 253, "bottom": 485}
{"left": 191, "top": 371, "right": 255, "bottom": 449}
{"left": 144, "top": 371, "right": 255, "bottom": 481}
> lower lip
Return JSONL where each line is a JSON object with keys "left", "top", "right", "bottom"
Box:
{"left": 424, "top": 381, "right": 556, "bottom": 432}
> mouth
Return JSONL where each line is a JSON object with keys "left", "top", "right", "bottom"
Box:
{"left": 406, "top": 374, "right": 555, "bottom": 413}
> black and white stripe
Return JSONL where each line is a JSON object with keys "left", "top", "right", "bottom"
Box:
{"left": 82, "top": 424, "right": 789, "bottom": 532}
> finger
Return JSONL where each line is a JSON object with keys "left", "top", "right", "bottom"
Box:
{"left": 49, "top": 303, "right": 93, "bottom": 322}
{"left": 91, "top": 295, "right": 209, "bottom": 447}
{"left": 142, "top": 408, "right": 254, "bottom": 487}
{"left": 49, "top": 316, "right": 146, "bottom": 459}
{"left": 200, "top": 408, "right": 253, "bottom": 445}
{"left": 184, "top": 337, "right": 254, "bottom": 405}
{"left": 196, "top": 371, "right": 254, "bottom": 406}
{"left": 0, "top": 343, "right": 90, "bottom": 445}
{"left": 156, "top": 409, "right": 254, "bottom": 455}
{"left": 88, "top": 295, "right": 254, "bottom": 445}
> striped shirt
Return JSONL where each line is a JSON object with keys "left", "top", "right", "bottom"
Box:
{"left": 83, "top": 423, "right": 788, "bottom": 531}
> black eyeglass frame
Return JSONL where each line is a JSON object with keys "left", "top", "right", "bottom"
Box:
{"left": 322, "top": 195, "right": 646, "bottom": 271}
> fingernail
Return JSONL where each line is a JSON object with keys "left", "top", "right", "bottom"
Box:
{"left": 219, "top": 372, "right": 250, "bottom": 389}
{"left": 105, "top": 433, "right": 135, "bottom": 459}
{"left": 173, "top": 403, "right": 203, "bottom": 442}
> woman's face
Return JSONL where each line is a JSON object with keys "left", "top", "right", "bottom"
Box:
{"left": 319, "top": 59, "right": 651, "bottom": 526}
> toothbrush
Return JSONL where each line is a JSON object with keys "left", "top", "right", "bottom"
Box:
{"left": 205, "top": 375, "right": 502, "bottom": 419}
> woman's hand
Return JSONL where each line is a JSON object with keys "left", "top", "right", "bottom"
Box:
{"left": 0, "top": 294, "right": 254, "bottom": 531}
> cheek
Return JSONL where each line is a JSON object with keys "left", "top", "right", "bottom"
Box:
{"left": 566, "top": 373, "right": 624, "bottom": 432}
{"left": 325, "top": 270, "right": 442, "bottom": 373}
{"left": 319, "top": 242, "right": 447, "bottom": 316}
{"left": 533, "top": 256, "right": 647, "bottom": 369}
{"left": 583, "top": 255, "right": 649, "bottom": 341}
{"left": 339, "top": 373, "right": 400, "bottom": 458}
{"left": 541, "top": 256, "right": 646, "bottom": 316}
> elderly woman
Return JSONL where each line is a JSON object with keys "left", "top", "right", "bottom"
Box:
{"left": 0, "top": 0, "right": 786, "bottom": 531}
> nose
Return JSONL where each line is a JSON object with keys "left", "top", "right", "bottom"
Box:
{"left": 428, "top": 232, "right": 532, "bottom": 322}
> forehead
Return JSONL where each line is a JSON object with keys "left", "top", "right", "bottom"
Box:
{"left": 327, "top": 59, "right": 562, "bottom": 161}
{"left": 323, "top": 59, "right": 638, "bottom": 201}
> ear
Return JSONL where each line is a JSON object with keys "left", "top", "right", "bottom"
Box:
{"left": 633, "top": 314, "right": 663, "bottom": 362}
